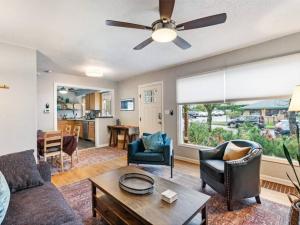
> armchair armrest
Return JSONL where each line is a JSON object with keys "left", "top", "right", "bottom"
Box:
{"left": 161, "top": 138, "right": 173, "bottom": 165}
{"left": 128, "top": 139, "right": 144, "bottom": 158}
{"left": 224, "top": 148, "right": 262, "bottom": 200}
{"left": 199, "top": 142, "right": 227, "bottom": 160}
{"left": 37, "top": 161, "right": 51, "bottom": 182}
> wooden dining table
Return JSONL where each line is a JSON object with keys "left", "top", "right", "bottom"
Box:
{"left": 37, "top": 131, "right": 77, "bottom": 157}
{"left": 107, "top": 125, "right": 139, "bottom": 150}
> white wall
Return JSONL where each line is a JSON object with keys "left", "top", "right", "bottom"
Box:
{"left": 117, "top": 32, "right": 300, "bottom": 184}
{"left": 0, "top": 43, "right": 37, "bottom": 156}
{"left": 37, "top": 72, "right": 117, "bottom": 131}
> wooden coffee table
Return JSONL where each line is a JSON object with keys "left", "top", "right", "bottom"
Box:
{"left": 89, "top": 166, "right": 210, "bottom": 225}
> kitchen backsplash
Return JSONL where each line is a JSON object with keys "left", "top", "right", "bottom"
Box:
{"left": 58, "top": 110, "right": 82, "bottom": 119}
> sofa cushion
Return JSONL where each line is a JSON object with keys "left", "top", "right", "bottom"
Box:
{"left": 0, "top": 150, "right": 44, "bottom": 193}
{"left": 2, "top": 182, "right": 82, "bottom": 225}
{"left": 132, "top": 152, "right": 164, "bottom": 162}
{"left": 223, "top": 142, "right": 251, "bottom": 161}
{"left": 200, "top": 160, "right": 224, "bottom": 183}
{"left": 0, "top": 171, "right": 10, "bottom": 224}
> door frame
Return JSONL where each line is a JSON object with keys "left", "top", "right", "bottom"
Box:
{"left": 138, "top": 81, "right": 164, "bottom": 133}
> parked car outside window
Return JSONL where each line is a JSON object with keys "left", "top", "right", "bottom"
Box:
{"left": 274, "top": 119, "right": 300, "bottom": 136}
{"left": 227, "top": 115, "right": 265, "bottom": 129}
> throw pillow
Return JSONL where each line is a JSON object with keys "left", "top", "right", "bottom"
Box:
{"left": 0, "top": 171, "right": 10, "bottom": 224}
{"left": 223, "top": 142, "right": 251, "bottom": 161}
{"left": 142, "top": 132, "right": 164, "bottom": 152}
{"left": 0, "top": 150, "right": 44, "bottom": 193}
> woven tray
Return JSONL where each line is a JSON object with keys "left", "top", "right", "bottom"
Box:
{"left": 119, "top": 173, "right": 154, "bottom": 195}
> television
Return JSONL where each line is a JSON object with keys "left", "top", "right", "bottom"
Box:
{"left": 120, "top": 98, "right": 134, "bottom": 111}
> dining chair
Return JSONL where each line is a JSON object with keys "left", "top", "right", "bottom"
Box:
{"left": 65, "top": 125, "right": 72, "bottom": 135}
{"left": 43, "top": 131, "right": 64, "bottom": 172}
{"left": 73, "top": 125, "right": 80, "bottom": 163}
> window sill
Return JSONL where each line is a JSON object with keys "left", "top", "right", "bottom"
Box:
{"left": 177, "top": 143, "right": 213, "bottom": 150}
{"left": 178, "top": 142, "right": 298, "bottom": 167}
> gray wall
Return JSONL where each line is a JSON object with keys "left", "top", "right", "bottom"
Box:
{"left": 117, "top": 32, "right": 300, "bottom": 183}
{"left": 0, "top": 43, "right": 37, "bottom": 157}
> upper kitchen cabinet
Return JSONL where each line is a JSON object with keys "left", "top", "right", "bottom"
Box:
{"left": 85, "top": 92, "right": 101, "bottom": 110}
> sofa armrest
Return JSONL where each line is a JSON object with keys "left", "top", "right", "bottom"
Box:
{"left": 37, "top": 161, "right": 51, "bottom": 182}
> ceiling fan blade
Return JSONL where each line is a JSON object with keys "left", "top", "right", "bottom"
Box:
{"left": 133, "top": 37, "right": 153, "bottom": 50}
{"left": 105, "top": 20, "right": 152, "bottom": 30}
{"left": 176, "top": 13, "right": 227, "bottom": 31}
{"left": 173, "top": 36, "right": 191, "bottom": 50}
{"left": 159, "top": 0, "right": 175, "bottom": 20}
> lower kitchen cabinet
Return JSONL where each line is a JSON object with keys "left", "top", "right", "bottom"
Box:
{"left": 88, "top": 122, "right": 95, "bottom": 141}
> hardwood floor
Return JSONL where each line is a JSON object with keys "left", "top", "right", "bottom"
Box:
{"left": 52, "top": 155, "right": 127, "bottom": 187}
{"left": 52, "top": 154, "right": 291, "bottom": 207}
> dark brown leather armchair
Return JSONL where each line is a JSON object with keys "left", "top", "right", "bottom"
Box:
{"left": 199, "top": 140, "right": 262, "bottom": 211}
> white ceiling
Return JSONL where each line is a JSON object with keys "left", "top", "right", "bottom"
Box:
{"left": 0, "top": 0, "right": 300, "bottom": 81}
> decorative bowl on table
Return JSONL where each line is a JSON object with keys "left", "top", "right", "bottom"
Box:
{"left": 119, "top": 173, "right": 154, "bottom": 195}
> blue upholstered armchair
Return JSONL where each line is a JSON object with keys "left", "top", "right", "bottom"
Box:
{"left": 127, "top": 133, "right": 174, "bottom": 178}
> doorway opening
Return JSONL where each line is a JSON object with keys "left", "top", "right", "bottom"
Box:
{"left": 55, "top": 83, "right": 114, "bottom": 150}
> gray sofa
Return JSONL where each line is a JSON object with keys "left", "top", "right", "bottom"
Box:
{"left": 2, "top": 161, "right": 83, "bottom": 225}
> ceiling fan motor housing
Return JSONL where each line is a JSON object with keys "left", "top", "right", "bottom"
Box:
{"left": 152, "top": 20, "right": 176, "bottom": 31}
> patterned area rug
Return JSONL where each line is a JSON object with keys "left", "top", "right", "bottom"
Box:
{"left": 45, "top": 147, "right": 127, "bottom": 174}
{"left": 58, "top": 165, "right": 289, "bottom": 225}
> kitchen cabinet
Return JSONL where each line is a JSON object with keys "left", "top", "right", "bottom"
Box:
{"left": 85, "top": 94, "right": 90, "bottom": 110}
{"left": 57, "top": 120, "right": 75, "bottom": 132}
{"left": 58, "top": 119, "right": 94, "bottom": 142}
{"left": 57, "top": 120, "right": 68, "bottom": 132}
{"left": 85, "top": 92, "right": 101, "bottom": 110}
{"left": 88, "top": 121, "right": 95, "bottom": 141}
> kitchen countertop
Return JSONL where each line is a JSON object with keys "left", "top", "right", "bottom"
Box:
{"left": 58, "top": 118, "right": 95, "bottom": 121}
{"left": 58, "top": 117, "right": 113, "bottom": 121}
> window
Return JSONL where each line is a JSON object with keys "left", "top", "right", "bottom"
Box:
{"left": 179, "top": 100, "right": 300, "bottom": 159}
{"left": 176, "top": 53, "right": 300, "bottom": 160}
{"left": 101, "top": 92, "right": 112, "bottom": 116}
{"left": 143, "top": 88, "right": 159, "bottom": 104}
{"left": 144, "top": 90, "right": 154, "bottom": 103}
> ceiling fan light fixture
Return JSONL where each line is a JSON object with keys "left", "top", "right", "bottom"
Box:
{"left": 152, "top": 28, "right": 177, "bottom": 43}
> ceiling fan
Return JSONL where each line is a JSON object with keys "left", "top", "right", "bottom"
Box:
{"left": 105, "top": 0, "right": 227, "bottom": 50}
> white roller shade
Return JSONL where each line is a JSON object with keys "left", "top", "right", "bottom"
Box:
{"left": 176, "top": 71, "right": 225, "bottom": 104}
{"left": 225, "top": 54, "right": 300, "bottom": 100}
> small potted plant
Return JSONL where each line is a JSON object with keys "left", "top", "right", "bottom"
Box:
{"left": 283, "top": 125, "right": 300, "bottom": 225}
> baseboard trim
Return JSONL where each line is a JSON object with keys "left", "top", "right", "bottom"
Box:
{"left": 175, "top": 156, "right": 294, "bottom": 187}
{"left": 261, "top": 174, "right": 293, "bottom": 187}
{"left": 175, "top": 155, "right": 199, "bottom": 164}
{"left": 96, "top": 144, "right": 109, "bottom": 148}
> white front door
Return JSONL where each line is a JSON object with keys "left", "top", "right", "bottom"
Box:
{"left": 138, "top": 82, "right": 163, "bottom": 135}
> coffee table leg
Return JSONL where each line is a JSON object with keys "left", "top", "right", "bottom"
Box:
{"left": 201, "top": 205, "right": 207, "bottom": 225}
{"left": 92, "top": 185, "right": 97, "bottom": 217}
